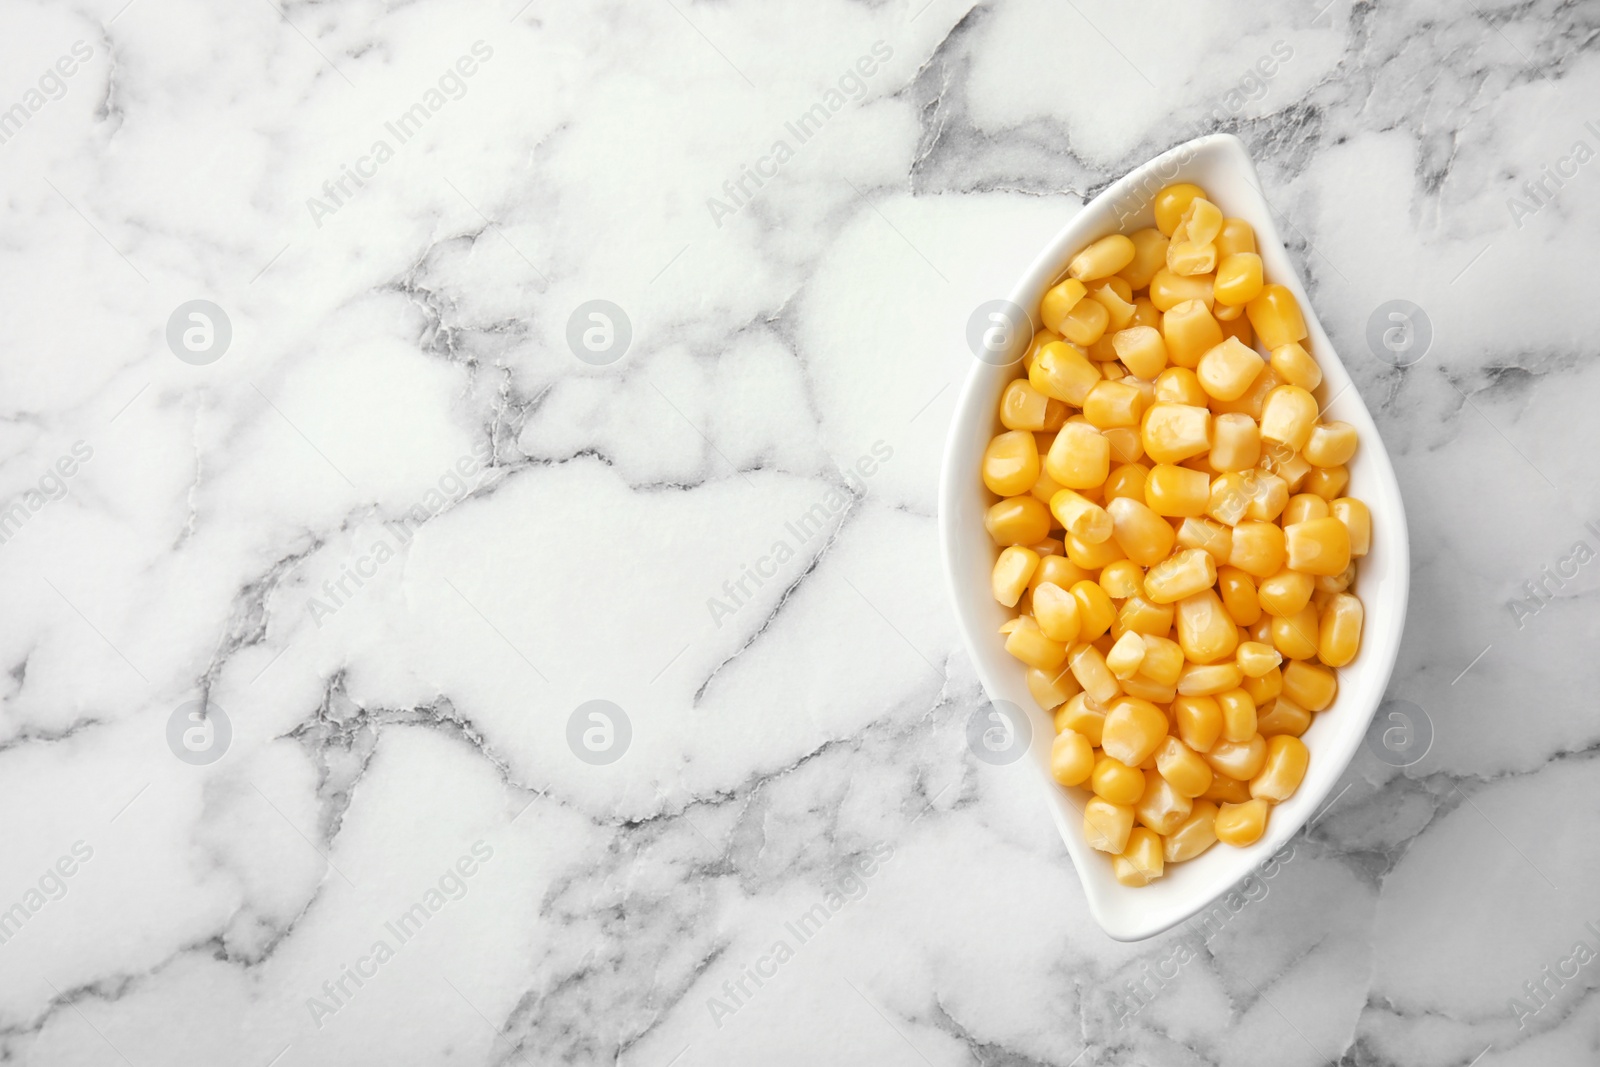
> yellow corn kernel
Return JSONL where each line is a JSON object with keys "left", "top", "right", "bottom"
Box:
{"left": 1065, "top": 531, "right": 1126, "bottom": 570}
{"left": 1216, "top": 688, "right": 1257, "bottom": 744}
{"left": 1058, "top": 691, "right": 1107, "bottom": 743}
{"left": 1154, "top": 184, "right": 1206, "bottom": 235}
{"left": 1164, "top": 699, "right": 1217, "bottom": 762}
{"left": 1214, "top": 798, "right": 1270, "bottom": 847}
{"left": 1030, "top": 535, "right": 1064, "bottom": 557}
{"left": 1319, "top": 592, "right": 1363, "bottom": 667}
{"left": 1174, "top": 517, "right": 1233, "bottom": 565}
{"left": 1101, "top": 697, "right": 1169, "bottom": 767}
{"left": 1144, "top": 548, "right": 1218, "bottom": 605}
{"left": 991, "top": 546, "right": 1040, "bottom": 607}
{"left": 1214, "top": 216, "right": 1255, "bottom": 256}
{"left": 1167, "top": 695, "right": 1219, "bottom": 752}
{"left": 1148, "top": 269, "right": 1214, "bottom": 313}
{"left": 1111, "top": 326, "right": 1168, "bottom": 381}
{"left": 1206, "top": 472, "right": 1250, "bottom": 527}
{"left": 1088, "top": 334, "right": 1121, "bottom": 364}
{"left": 1045, "top": 423, "right": 1111, "bottom": 490}
{"left": 1058, "top": 292, "right": 1110, "bottom": 347}
{"left": 1180, "top": 197, "right": 1223, "bottom": 244}
{"left": 1083, "top": 380, "right": 1145, "bottom": 430}
{"left": 1145, "top": 464, "right": 1211, "bottom": 518}
{"left": 1048, "top": 489, "right": 1109, "bottom": 544}
{"left": 1103, "top": 462, "right": 1149, "bottom": 503}
{"left": 1161, "top": 300, "right": 1224, "bottom": 369}
{"left": 985, "top": 496, "right": 1051, "bottom": 547}
{"left": 1166, "top": 238, "right": 1216, "bottom": 277}
{"left": 1282, "top": 493, "right": 1330, "bottom": 526}
{"left": 1030, "top": 664, "right": 1081, "bottom": 712}
{"left": 1259, "top": 385, "right": 1318, "bottom": 453}
{"left": 1256, "top": 567, "right": 1314, "bottom": 618}
{"left": 1201, "top": 774, "right": 1251, "bottom": 805}
{"left": 1097, "top": 275, "right": 1133, "bottom": 302}
{"left": 1281, "top": 660, "right": 1338, "bottom": 712}
{"left": 1155, "top": 735, "right": 1214, "bottom": 799}
{"left": 1129, "top": 374, "right": 1158, "bottom": 404}
{"left": 1250, "top": 735, "right": 1310, "bottom": 803}
{"left": 1068, "top": 640, "right": 1119, "bottom": 705}
{"left": 1140, "top": 402, "right": 1211, "bottom": 465}
{"left": 1098, "top": 496, "right": 1170, "bottom": 569}
{"left": 1091, "top": 754, "right": 1144, "bottom": 806}
{"left": 1091, "top": 561, "right": 1137, "bottom": 603}
{"left": 1030, "top": 554, "right": 1092, "bottom": 594}
{"left": 1128, "top": 298, "right": 1158, "bottom": 332}
{"left": 1121, "top": 677, "right": 1177, "bottom": 706}
{"left": 1089, "top": 284, "right": 1137, "bottom": 333}
{"left": 1050, "top": 729, "right": 1095, "bottom": 787}
{"left": 1235, "top": 641, "right": 1282, "bottom": 679}
{"left": 1113, "top": 827, "right": 1166, "bottom": 886}
{"left": 1152, "top": 382, "right": 1203, "bottom": 428}
{"left": 1265, "top": 443, "right": 1313, "bottom": 492}
{"left": 1283, "top": 516, "right": 1351, "bottom": 577}
{"left": 1222, "top": 521, "right": 1284, "bottom": 580}
{"left": 1119, "top": 228, "right": 1170, "bottom": 289}
{"left": 1001, "top": 379, "right": 1067, "bottom": 433}
{"left": 1194, "top": 338, "right": 1263, "bottom": 403}
{"left": 1040, "top": 279, "right": 1088, "bottom": 335}
{"left": 1069, "top": 234, "right": 1137, "bottom": 281}
{"left": 1180, "top": 451, "right": 1219, "bottom": 478}
{"left": 1112, "top": 601, "right": 1171, "bottom": 646}
{"left": 1304, "top": 421, "right": 1358, "bottom": 468}
{"left": 1029, "top": 582, "right": 1080, "bottom": 644}
{"left": 1304, "top": 464, "right": 1349, "bottom": 500}
{"left": 1255, "top": 695, "right": 1311, "bottom": 738}
{"left": 1242, "top": 664, "right": 1282, "bottom": 705}
{"left": 1029, "top": 468, "right": 1069, "bottom": 512}
{"left": 1211, "top": 567, "right": 1258, "bottom": 628}
{"left": 1084, "top": 797, "right": 1136, "bottom": 854}
{"left": 1105, "top": 629, "right": 1149, "bottom": 679}
{"left": 1029, "top": 340, "right": 1100, "bottom": 407}
{"left": 1164, "top": 801, "right": 1220, "bottom": 862}
{"left": 1267, "top": 344, "right": 1321, "bottom": 393}
{"left": 1051, "top": 584, "right": 1104, "bottom": 645}
{"left": 1023, "top": 328, "right": 1063, "bottom": 371}
{"left": 983, "top": 431, "right": 1041, "bottom": 497}
{"left": 1122, "top": 635, "right": 1176, "bottom": 687}
{"left": 1221, "top": 311, "right": 1255, "bottom": 350}
{"left": 1330, "top": 498, "right": 1371, "bottom": 558}
{"left": 1135, "top": 775, "right": 1192, "bottom": 836}
{"left": 1176, "top": 588, "right": 1239, "bottom": 665}
{"left": 1177, "top": 662, "right": 1243, "bottom": 697}
{"left": 1245, "top": 284, "right": 1307, "bottom": 350}
{"left": 1213, "top": 251, "right": 1264, "bottom": 307}
{"left": 1248, "top": 470, "right": 1292, "bottom": 524}
{"left": 1205, "top": 734, "right": 1268, "bottom": 780}
{"left": 1004, "top": 615, "right": 1067, "bottom": 670}
{"left": 1270, "top": 603, "right": 1320, "bottom": 660}
{"left": 1208, "top": 412, "right": 1260, "bottom": 473}
{"left": 1102, "top": 427, "right": 1144, "bottom": 465}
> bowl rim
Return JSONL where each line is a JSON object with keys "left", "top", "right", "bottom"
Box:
{"left": 937, "top": 132, "right": 1411, "bottom": 941}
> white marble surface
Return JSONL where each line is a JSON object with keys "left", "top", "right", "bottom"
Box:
{"left": 1, "top": 0, "right": 1597, "bottom": 1064}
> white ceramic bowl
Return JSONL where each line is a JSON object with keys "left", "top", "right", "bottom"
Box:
{"left": 939, "top": 133, "right": 1410, "bottom": 941}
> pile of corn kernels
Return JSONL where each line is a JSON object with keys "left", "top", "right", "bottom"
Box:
{"left": 983, "top": 182, "right": 1370, "bottom": 887}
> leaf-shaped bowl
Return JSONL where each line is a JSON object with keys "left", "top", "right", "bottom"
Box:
{"left": 938, "top": 133, "right": 1410, "bottom": 941}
